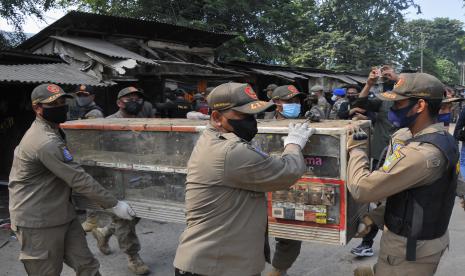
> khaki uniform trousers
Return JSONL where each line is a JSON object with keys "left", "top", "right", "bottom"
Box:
{"left": 272, "top": 238, "right": 302, "bottom": 270}
{"left": 14, "top": 218, "right": 100, "bottom": 276}
{"left": 105, "top": 215, "right": 141, "bottom": 256}
{"left": 374, "top": 249, "right": 445, "bottom": 276}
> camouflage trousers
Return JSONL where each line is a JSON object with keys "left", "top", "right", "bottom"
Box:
{"left": 88, "top": 211, "right": 141, "bottom": 256}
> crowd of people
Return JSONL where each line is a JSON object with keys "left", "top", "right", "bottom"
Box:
{"left": 6, "top": 65, "right": 465, "bottom": 276}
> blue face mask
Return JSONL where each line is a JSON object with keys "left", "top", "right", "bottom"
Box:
{"left": 388, "top": 101, "right": 419, "bottom": 128}
{"left": 438, "top": 113, "right": 451, "bottom": 126}
{"left": 281, "top": 103, "right": 301, "bottom": 118}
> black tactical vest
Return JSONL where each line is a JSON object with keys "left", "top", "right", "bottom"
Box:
{"left": 384, "top": 131, "right": 458, "bottom": 261}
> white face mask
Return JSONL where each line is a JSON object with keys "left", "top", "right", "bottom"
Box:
{"left": 331, "top": 95, "right": 338, "bottom": 102}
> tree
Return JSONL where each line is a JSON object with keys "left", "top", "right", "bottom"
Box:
{"left": 436, "top": 58, "right": 460, "bottom": 84}
{"left": 0, "top": 0, "right": 57, "bottom": 48}
{"left": 67, "top": 0, "right": 319, "bottom": 63}
{"left": 289, "top": 0, "right": 420, "bottom": 71}
{"left": 400, "top": 18, "right": 465, "bottom": 84}
{"left": 400, "top": 18, "right": 465, "bottom": 64}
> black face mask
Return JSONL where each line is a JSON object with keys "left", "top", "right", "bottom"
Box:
{"left": 124, "top": 100, "right": 144, "bottom": 115}
{"left": 227, "top": 116, "right": 258, "bottom": 142}
{"left": 347, "top": 95, "right": 359, "bottom": 103}
{"left": 42, "top": 104, "right": 69, "bottom": 124}
{"left": 383, "top": 79, "right": 396, "bottom": 91}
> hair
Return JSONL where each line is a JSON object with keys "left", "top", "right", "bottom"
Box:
{"left": 408, "top": 98, "right": 442, "bottom": 119}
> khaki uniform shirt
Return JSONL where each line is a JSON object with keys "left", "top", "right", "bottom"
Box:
{"left": 347, "top": 123, "right": 455, "bottom": 258}
{"left": 83, "top": 104, "right": 104, "bottom": 119}
{"left": 174, "top": 125, "right": 305, "bottom": 276}
{"left": 328, "top": 98, "right": 347, "bottom": 119}
{"left": 318, "top": 96, "right": 331, "bottom": 119}
{"left": 9, "top": 117, "right": 117, "bottom": 228}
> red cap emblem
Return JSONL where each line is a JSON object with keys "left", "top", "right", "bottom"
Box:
{"left": 394, "top": 78, "right": 405, "bottom": 89}
{"left": 244, "top": 85, "right": 258, "bottom": 100}
{"left": 47, "top": 84, "right": 60, "bottom": 93}
{"left": 288, "top": 85, "right": 299, "bottom": 94}
{"left": 128, "top": 86, "right": 138, "bottom": 92}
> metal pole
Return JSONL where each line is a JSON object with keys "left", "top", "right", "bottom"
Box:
{"left": 420, "top": 32, "right": 424, "bottom": 73}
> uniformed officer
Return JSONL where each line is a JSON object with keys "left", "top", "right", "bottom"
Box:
{"left": 305, "top": 92, "right": 326, "bottom": 121}
{"left": 73, "top": 85, "right": 105, "bottom": 119}
{"left": 328, "top": 88, "right": 348, "bottom": 119}
{"left": 267, "top": 85, "right": 306, "bottom": 276}
{"left": 173, "top": 82, "right": 314, "bottom": 276}
{"left": 8, "top": 83, "right": 135, "bottom": 276}
{"left": 264, "top": 83, "right": 278, "bottom": 100}
{"left": 91, "top": 86, "right": 150, "bottom": 275}
{"left": 269, "top": 85, "right": 305, "bottom": 120}
{"left": 71, "top": 84, "right": 106, "bottom": 233}
{"left": 309, "top": 84, "right": 331, "bottom": 118}
{"left": 347, "top": 73, "right": 460, "bottom": 276}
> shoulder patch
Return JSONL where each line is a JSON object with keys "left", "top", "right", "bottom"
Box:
{"left": 391, "top": 139, "right": 405, "bottom": 152}
{"left": 382, "top": 149, "right": 405, "bottom": 173}
{"left": 426, "top": 158, "right": 441, "bottom": 169}
{"left": 247, "top": 145, "right": 269, "bottom": 158}
{"left": 62, "top": 147, "right": 73, "bottom": 162}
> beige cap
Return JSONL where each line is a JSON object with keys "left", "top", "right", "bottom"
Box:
{"left": 207, "top": 82, "right": 275, "bottom": 114}
{"left": 377, "top": 73, "right": 444, "bottom": 101}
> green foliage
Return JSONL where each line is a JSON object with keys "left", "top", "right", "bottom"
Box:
{"left": 289, "top": 0, "right": 419, "bottom": 71}
{"left": 400, "top": 18, "right": 464, "bottom": 84}
{"left": 436, "top": 58, "right": 460, "bottom": 84}
{"left": 404, "top": 48, "right": 439, "bottom": 75}
{"left": 3, "top": 0, "right": 463, "bottom": 84}
{"left": 400, "top": 18, "right": 465, "bottom": 63}
{"left": 66, "top": 0, "right": 318, "bottom": 63}
{"left": 0, "top": 0, "right": 57, "bottom": 48}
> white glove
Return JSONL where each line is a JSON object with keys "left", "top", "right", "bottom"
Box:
{"left": 283, "top": 122, "right": 315, "bottom": 149}
{"left": 112, "top": 201, "right": 136, "bottom": 220}
{"left": 186, "top": 111, "right": 210, "bottom": 120}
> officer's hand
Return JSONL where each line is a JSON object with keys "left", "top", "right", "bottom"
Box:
{"left": 284, "top": 122, "right": 315, "bottom": 149}
{"left": 355, "top": 215, "right": 374, "bottom": 238}
{"left": 112, "top": 201, "right": 136, "bottom": 220}
{"left": 304, "top": 110, "right": 321, "bottom": 122}
{"left": 460, "top": 196, "right": 465, "bottom": 211}
{"left": 347, "top": 125, "right": 368, "bottom": 151}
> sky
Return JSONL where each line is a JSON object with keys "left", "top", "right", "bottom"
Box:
{"left": 0, "top": 0, "right": 464, "bottom": 34}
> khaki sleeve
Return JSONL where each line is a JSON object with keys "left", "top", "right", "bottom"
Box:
{"left": 38, "top": 141, "right": 118, "bottom": 209}
{"left": 347, "top": 145, "right": 445, "bottom": 203}
{"left": 85, "top": 109, "right": 104, "bottom": 119}
{"left": 224, "top": 143, "right": 306, "bottom": 192}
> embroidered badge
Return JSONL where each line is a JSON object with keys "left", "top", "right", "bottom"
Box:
{"left": 392, "top": 140, "right": 405, "bottom": 152}
{"left": 47, "top": 84, "right": 60, "bottom": 93}
{"left": 62, "top": 147, "right": 73, "bottom": 162}
{"left": 288, "top": 85, "right": 299, "bottom": 94}
{"left": 244, "top": 85, "right": 258, "bottom": 100}
{"left": 382, "top": 149, "right": 405, "bottom": 173}
{"left": 426, "top": 158, "right": 441, "bottom": 168}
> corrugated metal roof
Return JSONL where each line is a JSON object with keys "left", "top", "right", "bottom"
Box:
{"left": 19, "top": 11, "right": 237, "bottom": 51}
{"left": 0, "top": 63, "right": 114, "bottom": 86}
{"left": 51, "top": 36, "right": 157, "bottom": 65}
